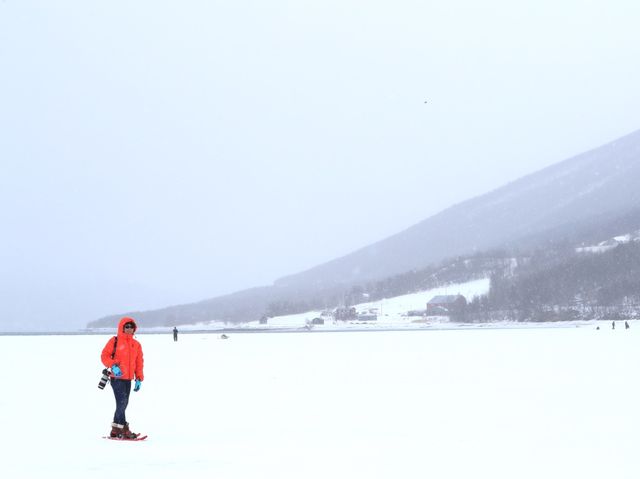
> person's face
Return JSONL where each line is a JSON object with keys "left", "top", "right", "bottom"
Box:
{"left": 123, "top": 324, "right": 135, "bottom": 335}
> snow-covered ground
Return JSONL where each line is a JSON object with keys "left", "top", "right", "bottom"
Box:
{"left": 576, "top": 230, "right": 640, "bottom": 254}
{"left": 3, "top": 325, "right": 639, "bottom": 479}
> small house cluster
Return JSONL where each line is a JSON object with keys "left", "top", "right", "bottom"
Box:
{"left": 334, "top": 307, "right": 357, "bottom": 320}
{"left": 426, "top": 295, "right": 467, "bottom": 315}
{"left": 260, "top": 293, "right": 469, "bottom": 328}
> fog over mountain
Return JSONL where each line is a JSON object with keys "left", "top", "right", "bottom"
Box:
{"left": 278, "top": 129, "right": 640, "bottom": 289}
{"left": 89, "top": 129, "right": 640, "bottom": 329}
{"left": 4, "top": 2, "right": 640, "bottom": 333}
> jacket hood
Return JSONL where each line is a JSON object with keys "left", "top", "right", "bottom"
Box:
{"left": 117, "top": 317, "right": 138, "bottom": 338}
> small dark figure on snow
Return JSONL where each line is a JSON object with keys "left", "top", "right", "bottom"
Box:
{"left": 100, "top": 317, "right": 144, "bottom": 439}
{"left": 612, "top": 321, "right": 616, "bottom": 330}
{"left": 173, "top": 326, "right": 178, "bottom": 342}
{"left": 625, "top": 321, "right": 630, "bottom": 330}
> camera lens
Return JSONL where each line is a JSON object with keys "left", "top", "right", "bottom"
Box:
{"left": 98, "top": 369, "right": 110, "bottom": 389}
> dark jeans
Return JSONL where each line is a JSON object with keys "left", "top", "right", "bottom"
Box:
{"left": 110, "top": 378, "right": 132, "bottom": 425}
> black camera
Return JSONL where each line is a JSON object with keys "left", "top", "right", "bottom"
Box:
{"left": 98, "top": 368, "right": 110, "bottom": 390}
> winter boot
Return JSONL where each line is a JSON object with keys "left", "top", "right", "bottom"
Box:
{"left": 110, "top": 423, "right": 125, "bottom": 438}
{"left": 122, "top": 422, "right": 139, "bottom": 439}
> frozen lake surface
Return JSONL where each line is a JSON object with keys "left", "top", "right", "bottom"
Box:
{"left": 2, "top": 327, "right": 638, "bottom": 478}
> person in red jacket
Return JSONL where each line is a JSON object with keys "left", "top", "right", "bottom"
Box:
{"left": 101, "top": 317, "right": 144, "bottom": 439}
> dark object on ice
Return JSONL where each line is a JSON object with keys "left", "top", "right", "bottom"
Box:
{"left": 625, "top": 321, "right": 630, "bottom": 330}
{"left": 612, "top": 321, "right": 616, "bottom": 330}
{"left": 220, "top": 334, "right": 229, "bottom": 339}
{"left": 173, "top": 326, "right": 178, "bottom": 342}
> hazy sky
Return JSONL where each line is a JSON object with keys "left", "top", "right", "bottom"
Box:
{"left": 1, "top": 1, "right": 639, "bottom": 331}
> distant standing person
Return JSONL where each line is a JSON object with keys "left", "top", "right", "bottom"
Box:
{"left": 625, "top": 321, "right": 630, "bottom": 330}
{"left": 612, "top": 320, "right": 616, "bottom": 330}
{"left": 100, "top": 317, "right": 144, "bottom": 439}
{"left": 173, "top": 326, "right": 178, "bottom": 342}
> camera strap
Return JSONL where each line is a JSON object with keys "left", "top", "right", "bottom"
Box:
{"left": 110, "top": 336, "right": 118, "bottom": 360}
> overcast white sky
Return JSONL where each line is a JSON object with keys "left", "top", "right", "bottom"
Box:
{"left": 1, "top": 0, "right": 639, "bottom": 331}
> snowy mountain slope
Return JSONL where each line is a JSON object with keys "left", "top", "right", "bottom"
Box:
{"left": 90, "top": 129, "right": 640, "bottom": 328}
{"left": 576, "top": 229, "right": 640, "bottom": 254}
{"left": 277, "top": 128, "right": 640, "bottom": 288}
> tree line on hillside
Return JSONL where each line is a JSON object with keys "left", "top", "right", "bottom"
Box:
{"left": 464, "top": 241, "right": 640, "bottom": 322}
{"left": 266, "top": 241, "right": 640, "bottom": 323}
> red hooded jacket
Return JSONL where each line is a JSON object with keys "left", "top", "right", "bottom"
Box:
{"left": 101, "top": 317, "right": 144, "bottom": 381}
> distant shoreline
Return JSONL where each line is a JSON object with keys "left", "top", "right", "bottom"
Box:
{"left": 1, "top": 319, "right": 623, "bottom": 336}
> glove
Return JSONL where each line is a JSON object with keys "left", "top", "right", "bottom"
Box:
{"left": 111, "top": 365, "right": 122, "bottom": 377}
{"left": 134, "top": 379, "right": 142, "bottom": 392}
